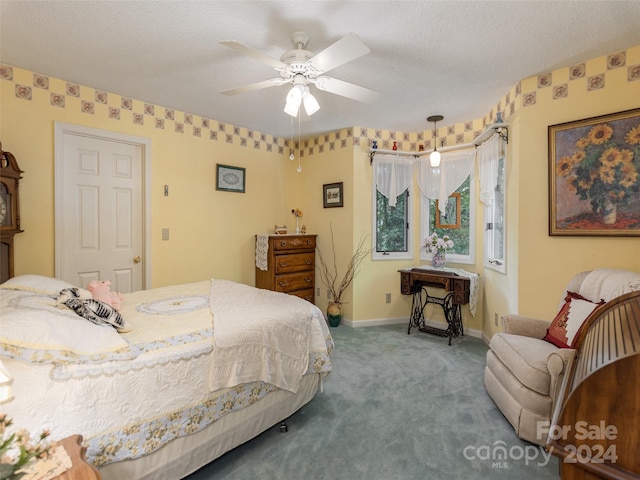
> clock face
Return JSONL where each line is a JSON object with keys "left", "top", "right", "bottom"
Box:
{"left": 0, "top": 194, "right": 5, "bottom": 224}
{"left": 0, "top": 183, "right": 10, "bottom": 227}
{"left": 0, "top": 185, "right": 9, "bottom": 226}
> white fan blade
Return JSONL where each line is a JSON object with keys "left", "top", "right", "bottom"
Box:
{"left": 314, "top": 77, "right": 379, "bottom": 103}
{"left": 309, "top": 32, "right": 370, "bottom": 73}
{"left": 220, "top": 40, "right": 286, "bottom": 69}
{"left": 221, "top": 78, "right": 286, "bottom": 96}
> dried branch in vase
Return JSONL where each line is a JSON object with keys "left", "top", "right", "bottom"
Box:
{"left": 316, "top": 224, "right": 369, "bottom": 305}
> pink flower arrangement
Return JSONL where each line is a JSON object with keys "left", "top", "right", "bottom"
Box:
{"left": 291, "top": 208, "right": 303, "bottom": 218}
{"left": 425, "top": 232, "right": 454, "bottom": 254}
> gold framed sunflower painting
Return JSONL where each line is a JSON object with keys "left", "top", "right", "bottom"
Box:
{"left": 549, "top": 108, "right": 640, "bottom": 236}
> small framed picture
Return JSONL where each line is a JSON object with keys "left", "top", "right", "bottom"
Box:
{"left": 435, "top": 193, "right": 461, "bottom": 229}
{"left": 216, "top": 164, "right": 245, "bottom": 193}
{"left": 323, "top": 182, "right": 343, "bottom": 208}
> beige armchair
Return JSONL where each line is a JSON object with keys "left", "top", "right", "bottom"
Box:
{"left": 484, "top": 269, "right": 640, "bottom": 445}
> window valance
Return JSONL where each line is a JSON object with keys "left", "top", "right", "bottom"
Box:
{"left": 417, "top": 149, "right": 475, "bottom": 213}
{"left": 373, "top": 153, "right": 415, "bottom": 207}
{"left": 372, "top": 130, "right": 504, "bottom": 214}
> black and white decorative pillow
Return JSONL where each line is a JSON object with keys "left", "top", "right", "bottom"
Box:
{"left": 57, "top": 288, "right": 130, "bottom": 333}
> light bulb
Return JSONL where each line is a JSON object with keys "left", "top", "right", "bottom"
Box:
{"left": 430, "top": 150, "right": 441, "bottom": 168}
{"left": 284, "top": 84, "right": 306, "bottom": 117}
{"left": 297, "top": 165, "right": 302, "bottom": 173}
{"left": 289, "top": 152, "right": 294, "bottom": 161}
{"left": 303, "top": 91, "right": 319, "bottom": 116}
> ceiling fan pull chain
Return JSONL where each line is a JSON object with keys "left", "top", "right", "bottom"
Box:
{"left": 297, "top": 113, "right": 302, "bottom": 173}
{"left": 289, "top": 115, "right": 295, "bottom": 160}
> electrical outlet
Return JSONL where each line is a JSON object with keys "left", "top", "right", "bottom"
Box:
{"left": 494, "top": 313, "right": 499, "bottom": 326}
{"left": 316, "top": 287, "right": 320, "bottom": 297}
{"left": 162, "top": 228, "right": 170, "bottom": 241}
{"left": 385, "top": 293, "right": 391, "bottom": 304}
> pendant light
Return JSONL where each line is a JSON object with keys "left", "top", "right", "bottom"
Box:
{"left": 427, "top": 115, "right": 443, "bottom": 168}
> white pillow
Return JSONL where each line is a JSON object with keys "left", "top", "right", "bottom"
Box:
{"left": 0, "top": 275, "right": 77, "bottom": 296}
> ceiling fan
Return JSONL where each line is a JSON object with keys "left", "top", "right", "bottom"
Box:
{"left": 220, "top": 31, "right": 379, "bottom": 117}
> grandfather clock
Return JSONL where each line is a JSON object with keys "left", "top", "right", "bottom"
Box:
{"left": 0, "top": 142, "right": 23, "bottom": 283}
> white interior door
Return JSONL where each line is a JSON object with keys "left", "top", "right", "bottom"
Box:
{"left": 55, "top": 125, "right": 148, "bottom": 293}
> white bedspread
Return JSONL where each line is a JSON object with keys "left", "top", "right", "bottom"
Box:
{"left": 0, "top": 277, "right": 333, "bottom": 467}
{"left": 210, "top": 279, "right": 318, "bottom": 393}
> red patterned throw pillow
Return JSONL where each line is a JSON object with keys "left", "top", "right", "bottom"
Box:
{"left": 543, "top": 292, "right": 605, "bottom": 349}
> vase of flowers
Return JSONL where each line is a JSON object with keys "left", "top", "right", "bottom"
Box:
{"left": 425, "top": 232, "right": 454, "bottom": 268}
{"left": 556, "top": 121, "right": 640, "bottom": 224}
{"left": 291, "top": 208, "right": 303, "bottom": 234}
{"left": 0, "top": 414, "right": 55, "bottom": 480}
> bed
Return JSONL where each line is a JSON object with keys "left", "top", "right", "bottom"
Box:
{"left": 0, "top": 275, "right": 333, "bottom": 479}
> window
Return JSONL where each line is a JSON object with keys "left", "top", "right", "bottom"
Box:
{"left": 421, "top": 173, "right": 476, "bottom": 264}
{"left": 372, "top": 188, "right": 413, "bottom": 260}
{"left": 477, "top": 133, "right": 507, "bottom": 273}
{"left": 371, "top": 154, "right": 414, "bottom": 260}
{"left": 483, "top": 155, "right": 506, "bottom": 272}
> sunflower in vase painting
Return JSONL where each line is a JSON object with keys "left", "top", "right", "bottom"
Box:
{"left": 556, "top": 119, "right": 640, "bottom": 227}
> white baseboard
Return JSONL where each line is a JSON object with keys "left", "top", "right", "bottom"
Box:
{"left": 342, "top": 317, "right": 407, "bottom": 328}
{"left": 341, "top": 316, "right": 482, "bottom": 339}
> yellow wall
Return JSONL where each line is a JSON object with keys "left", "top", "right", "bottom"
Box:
{"left": 514, "top": 46, "right": 640, "bottom": 324}
{"left": 307, "top": 45, "right": 640, "bottom": 337}
{"left": 0, "top": 66, "right": 291, "bottom": 288}
{"left": 288, "top": 139, "right": 356, "bottom": 318}
{"left": 2, "top": 43, "right": 640, "bottom": 340}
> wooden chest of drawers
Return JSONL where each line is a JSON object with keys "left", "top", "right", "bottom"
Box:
{"left": 255, "top": 234, "right": 316, "bottom": 303}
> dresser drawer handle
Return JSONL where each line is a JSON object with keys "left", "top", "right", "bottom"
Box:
{"left": 278, "top": 280, "right": 289, "bottom": 287}
{"left": 304, "top": 260, "right": 312, "bottom": 265}
{"left": 306, "top": 239, "right": 312, "bottom": 245}
{"left": 279, "top": 261, "right": 289, "bottom": 267}
{"left": 304, "top": 276, "right": 312, "bottom": 283}
{"left": 280, "top": 241, "right": 287, "bottom": 247}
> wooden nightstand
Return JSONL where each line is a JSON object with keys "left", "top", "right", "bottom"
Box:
{"left": 54, "top": 435, "right": 101, "bottom": 480}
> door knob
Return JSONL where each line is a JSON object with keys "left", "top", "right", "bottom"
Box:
{"left": 133, "top": 256, "right": 141, "bottom": 264}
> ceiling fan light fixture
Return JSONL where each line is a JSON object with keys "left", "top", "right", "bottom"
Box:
{"left": 303, "top": 90, "right": 320, "bottom": 116}
{"left": 285, "top": 82, "right": 320, "bottom": 117}
{"left": 284, "top": 84, "right": 303, "bottom": 117}
{"left": 427, "top": 115, "right": 444, "bottom": 168}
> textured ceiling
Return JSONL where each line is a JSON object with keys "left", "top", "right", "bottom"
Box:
{"left": 2, "top": 1, "right": 640, "bottom": 139}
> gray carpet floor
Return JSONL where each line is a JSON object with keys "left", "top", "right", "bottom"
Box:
{"left": 186, "top": 324, "right": 559, "bottom": 479}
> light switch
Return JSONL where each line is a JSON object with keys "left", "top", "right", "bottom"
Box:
{"left": 162, "top": 228, "right": 170, "bottom": 240}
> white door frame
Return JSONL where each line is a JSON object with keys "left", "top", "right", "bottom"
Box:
{"left": 54, "top": 122, "right": 152, "bottom": 289}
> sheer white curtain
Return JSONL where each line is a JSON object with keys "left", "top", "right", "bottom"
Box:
{"left": 373, "top": 153, "right": 416, "bottom": 207}
{"left": 477, "top": 133, "right": 504, "bottom": 205}
{"left": 417, "top": 149, "right": 475, "bottom": 212}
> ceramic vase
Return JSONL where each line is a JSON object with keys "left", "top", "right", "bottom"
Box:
{"left": 327, "top": 302, "right": 342, "bottom": 327}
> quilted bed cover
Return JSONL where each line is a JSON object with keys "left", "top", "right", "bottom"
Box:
{"left": 0, "top": 277, "right": 333, "bottom": 467}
